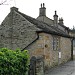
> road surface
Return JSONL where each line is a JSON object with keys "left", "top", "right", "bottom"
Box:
{"left": 45, "top": 61, "right": 75, "bottom": 75}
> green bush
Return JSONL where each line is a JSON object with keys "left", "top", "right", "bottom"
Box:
{"left": 0, "top": 48, "right": 29, "bottom": 75}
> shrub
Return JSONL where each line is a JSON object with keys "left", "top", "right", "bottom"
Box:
{"left": 0, "top": 48, "right": 29, "bottom": 75}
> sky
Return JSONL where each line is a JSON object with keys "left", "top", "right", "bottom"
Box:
{"left": 0, "top": 0, "right": 75, "bottom": 29}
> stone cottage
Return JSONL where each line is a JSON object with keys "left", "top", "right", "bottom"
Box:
{"left": 0, "top": 3, "right": 73, "bottom": 70}
{"left": 69, "top": 28, "right": 75, "bottom": 59}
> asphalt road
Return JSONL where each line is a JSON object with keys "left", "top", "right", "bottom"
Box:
{"left": 45, "top": 60, "right": 75, "bottom": 75}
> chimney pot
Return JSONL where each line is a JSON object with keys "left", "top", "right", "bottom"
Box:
{"left": 39, "top": 3, "right": 46, "bottom": 16}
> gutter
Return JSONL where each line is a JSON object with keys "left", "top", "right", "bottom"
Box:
{"left": 71, "top": 38, "right": 74, "bottom": 60}
{"left": 21, "top": 32, "right": 39, "bottom": 51}
{"left": 37, "top": 31, "right": 73, "bottom": 38}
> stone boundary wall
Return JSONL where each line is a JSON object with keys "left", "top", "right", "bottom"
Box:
{"left": 28, "top": 56, "right": 44, "bottom": 75}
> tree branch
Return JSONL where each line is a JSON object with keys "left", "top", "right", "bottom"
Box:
{"left": 0, "top": 0, "right": 7, "bottom": 5}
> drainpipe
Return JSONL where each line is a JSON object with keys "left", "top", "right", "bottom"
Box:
{"left": 21, "top": 32, "right": 39, "bottom": 51}
{"left": 71, "top": 38, "right": 74, "bottom": 60}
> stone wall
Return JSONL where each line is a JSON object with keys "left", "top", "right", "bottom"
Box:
{"left": 0, "top": 13, "right": 12, "bottom": 49}
{"left": 36, "top": 56, "right": 44, "bottom": 75}
{"left": 27, "top": 33, "right": 59, "bottom": 69}
{"left": 0, "top": 10, "right": 40, "bottom": 50}
{"left": 26, "top": 32, "right": 53, "bottom": 69}
{"left": 27, "top": 33, "right": 45, "bottom": 57}
{"left": 60, "top": 37, "right": 71, "bottom": 63}
{"left": 29, "top": 56, "right": 44, "bottom": 75}
{"left": 27, "top": 32, "right": 71, "bottom": 70}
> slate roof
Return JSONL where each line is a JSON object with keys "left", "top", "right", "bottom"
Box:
{"left": 69, "top": 29, "right": 75, "bottom": 33}
{"left": 8, "top": 6, "right": 71, "bottom": 38}
{"left": 58, "top": 23, "right": 69, "bottom": 29}
{"left": 17, "top": 11, "right": 73, "bottom": 38}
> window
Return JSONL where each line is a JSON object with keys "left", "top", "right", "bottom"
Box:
{"left": 53, "top": 36, "right": 60, "bottom": 50}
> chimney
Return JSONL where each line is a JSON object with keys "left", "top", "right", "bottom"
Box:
{"left": 39, "top": 3, "right": 46, "bottom": 16}
{"left": 59, "top": 17, "right": 64, "bottom": 25}
{"left": 10, "top": 7, "right": 18, "bottom": 12}
{"left": 53, "top": 11, "right": 58, "bottom": 26}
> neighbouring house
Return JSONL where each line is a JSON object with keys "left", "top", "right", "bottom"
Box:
{"left": 0, "top": 3, "right": 73, "bottom": 70}
{"left": 69, "top": 28, "right": 75, "bottom": 59}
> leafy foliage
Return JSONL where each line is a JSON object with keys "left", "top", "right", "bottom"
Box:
{"left": 0, "top": 48, "right": 29, "bottom": 75}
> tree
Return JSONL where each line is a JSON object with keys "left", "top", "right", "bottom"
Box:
{"left": 0, "top": 0, "right": 16, "bottom": 6}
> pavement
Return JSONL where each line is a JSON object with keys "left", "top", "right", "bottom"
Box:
{"left": 45, "top": 60, "right": 75, "bottom": 75}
